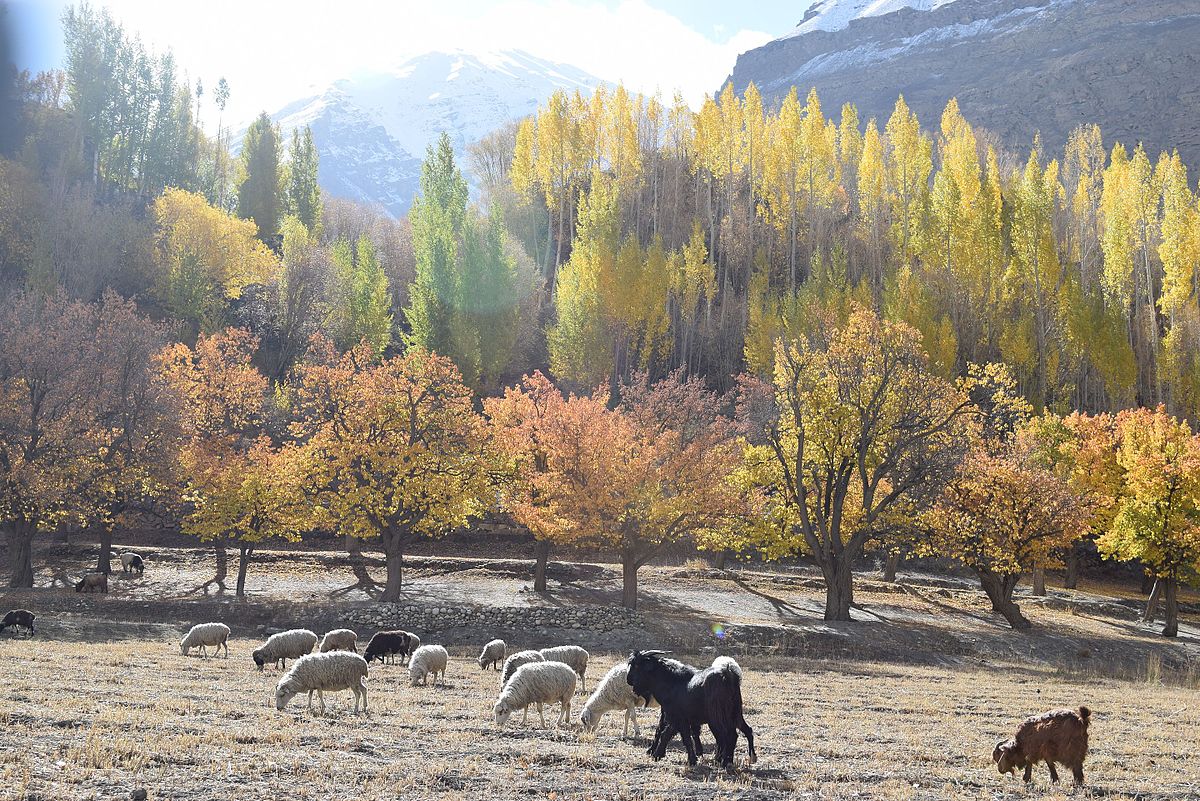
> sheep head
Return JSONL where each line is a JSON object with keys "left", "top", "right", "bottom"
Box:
{"left": 493, "top": 701, "right": 513, "bottom": 727}
{"left": 275, "top": 680, "right": 298, "bottom": 711}
{"left": 579, "top": 707, "right": 597, "bottom": 731}
{"left": 992, "top": 739, "right": 1022, "bottom": 775}
{"left": 252, "top": 650, "right": 266, "bottom": 670}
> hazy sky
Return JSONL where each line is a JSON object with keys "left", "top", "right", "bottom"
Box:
{"left": 8, "top": 1, "right": 810, "bottom": 131}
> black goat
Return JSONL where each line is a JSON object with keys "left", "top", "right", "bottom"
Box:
{"left": 363, "top": 630, "right": 411, "bottom": 664}
{"left": 627, "top": 650, "right": 756, "bottom": 768}
{"left": 0, "top": 609, "right": 36, "bottom": 636}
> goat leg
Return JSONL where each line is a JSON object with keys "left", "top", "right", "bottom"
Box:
{"left": 1047, "top": 762, "right": 1059, "bottom": 783}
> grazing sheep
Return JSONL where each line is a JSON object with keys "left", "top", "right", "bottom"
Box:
{"left": 478, "top": 639, "right": 506, "bottom": 670}
{"left": 120, "top": 552, "right": 145, "bottom": 576}
{"left": 539, "top": 645, "right": 589, "bottom": 690}
{"left": 275, "top": 651, "right": 369, "bottom": 715}
{"left": 319, "top": 628, "right": 358, "bottom": 653}
{"left": 74, "top": 572, "right": 108, "bottom": 593}
{"left": 408, "top": 644, "right": 449, "bottom": 687}
{"left": 0, "top": 610, "right": 36, "bottom": 637}
{"left": 364, "top": 630, "right": 411, "bottom": 665}
{"left": 405, "top": 633, "right": 421, "bottom": 662}
{"left": 994, "top": 706, "right": 1091, "bottom": 786}
{"left": 501, "top": 650, "right": 545, "bottom": 685}
{"left": 180, "top": 623, "right": 230, "bottom": 659}
{"left": 494, "top": 661, "right": 577, "bottom": 728}
{"left": 580, "top": 661, "right": 658, "bottom": 738}
{"left": 252, "top": 629, "right": 318, "bottom": 670}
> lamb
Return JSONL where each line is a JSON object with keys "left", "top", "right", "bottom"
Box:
{"left": 0, "top": 610, "right": 36, "bottom": 637}
{"left": 120, "top": 552, "right": 145, "bottom": 575}
{"left": 75, "top": 572, "right": 108, "bottom": 593}
{"left": 252, "top": 629, "right": 318, "bottom": 670}
{"left": 993, "top": 706, "right": 1091, "bottom": 786}
{"left": 580, "top": 661, "right": 658, "bottom": 738}
{"left": 179, "top": 623, "right": 230, "bottom": 659}
{"left": 408, "top": 644, "right": 449, "bottom": 686}
{"left": 494, "top": 661, "right": 577, "bottom": 728}
{"left": 501, "top": 649, "right": 545, "bottom": 685}
{"left": 478, "top": 639, "right": 506, "bottom": 670}
{"left": 275, "top": 651, "right": 369, "bottom": 715}
{"left": 364, "top": 630, "right": 412, "bottom": 665}
{"left": 319, "top": 628, "right": 358, "bottom": 653}
{"left": 539, "top": 645, "right": 589, "bottom": 690}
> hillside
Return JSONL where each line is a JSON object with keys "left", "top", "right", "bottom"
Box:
{"left": 241, "top": 50, "right": 602, "bottom": 217}
{"left": 727, "top": 0, "right": 1200, "bottom": 165}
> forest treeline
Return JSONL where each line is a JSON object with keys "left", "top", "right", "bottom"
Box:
{"left": 2, "top": 4, "right": 1200, "bottom": 634}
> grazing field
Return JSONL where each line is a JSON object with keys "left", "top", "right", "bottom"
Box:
{"left": 3, "top": 635, "right": 1200, "bottom": 801}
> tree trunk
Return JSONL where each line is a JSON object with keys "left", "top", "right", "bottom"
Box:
{"left": 621, "top": 549, "right": 639, "bottom": 610}
{"left": 97, "top": 524, "right": 114, "bottom": 575}
{"left": 822, "top": 558, "right": 855, "bottom": 621}
{"left": 1064, "top": 544, "right": 1080, "bottom": 590}
{"left": 1162, "top": 575, "right": 1179, "bottom": 638}
{"left": 712, "top": 550, "right": 728, "bottom": 570}
{"left": 1032, "top": 567, "right": 1047, "bottom": 596}
{"left": 978, "top": 571, "right": 1032, "bottom": 630}
{"left": 210, "top": 539, "right": 228, "bottom": 591}
{"left": 883, "top": 551, "right": 901, "bottom": 583}
{"left": 1144, "top": 578, "right": 1162, "bottom": 623}
{"left": 6, "top": 519, "right": 35, "bottom": 588}
{"left": 236, "top": 544, "right": 254, "bottom": 599}
{"left": 381, "top": 529, "right": 406, "bottom": 602}
{"left": 533, "top": 540, "right": 550, "bottom": 593}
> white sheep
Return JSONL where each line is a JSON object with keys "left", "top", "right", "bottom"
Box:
{"left": 501, "top": 649, "right": 545, "bottom": 685}
{"left": 408, "top": 644, "right": 449, "bottom": 686}
{"left": 180, "top": 623, "right": 230, "bottom": 659}
{"left": 275, "top": 651, "right": 369, "bottom": 715}
{"left": 539, "top": 645, "right": 590, "bottom": 690}
{"left": 478, "top": 639, "right": 506, "bottom": 670}
{"left": 580, "top": 661, "right": 658, "bottom": 737}
{"left": 319, "top": 628, "right": 358, "bottom": 653}
{"left": 252, "top": 629, "right": 318, "bottom": 670}
{"left": 494, "top": 661, "right": 577, "bottom": 728}
{"left": 120, "top": 551, "right": 144, "bottom": 575}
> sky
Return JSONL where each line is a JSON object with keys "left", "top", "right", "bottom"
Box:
{"left": 6, "top": 0, "right": 811, "bottom": 132}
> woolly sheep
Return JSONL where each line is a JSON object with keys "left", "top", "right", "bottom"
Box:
{"left": 408, "top": 644, "right": 449, "bottom": 687}
{"left": 478, "top": 639, "right": 506, "bottom": 670}
{"left": 319, "top": 628, "right": 358, "bottom": 653}
{"left": 501, "top": 649, "right": 545, "bottom": 685}
{"left": 253, "top": 629, "right": 318, "bottom": 670}
{"left": 275, "top": 651, "right": 369, "bottom": 715}
{"left": 580, "top": 661, "right": 658, "bottom": 737}
{"left": 180, "top": 623, "right": 230, "bottom": 659}
{"left": 994, "top": 706, "right": 1091, "bottom": 786}
{"left": 120, "top": 552, "right": 144, "bottom": 575}
{"left": 494, "top": 661, "right": 577, "bottom": 728}
{"left": 539, "top": 645, "right": 589, "bottom": 690}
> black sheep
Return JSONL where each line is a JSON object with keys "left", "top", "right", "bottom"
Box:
{"left": 363, "top": 630, "right": 411, "bottom": 665}
{"left": 0, "top": 609, "right": 36, "bottom": 636}
{"left": 627, "top": 650, "right": 756, "bottom": 768}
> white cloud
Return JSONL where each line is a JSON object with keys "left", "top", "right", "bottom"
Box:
{"left": 74, "top": 0, "right": 771, "bottom": 130}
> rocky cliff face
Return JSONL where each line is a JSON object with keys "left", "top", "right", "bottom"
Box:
{"left": 728, "top": 0, "right": 1200, "bottom": 165}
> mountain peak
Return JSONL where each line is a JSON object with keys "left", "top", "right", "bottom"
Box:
{"left": 789, "top": 0, "right": 962, "bottom": 36}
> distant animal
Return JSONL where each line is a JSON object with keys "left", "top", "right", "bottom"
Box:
{"left": 363, "top": 630, "right": 412, "bottom": 665}
{"left": 75, "top": 572, "right": 108, "bottom": 593}
{"left": 627, "top": 651, "right": 756, "bottom": 768}
{"left": 478, "top": 638, "right": 506, "bottom": 670}
{"left": 252, "top": 629, "right": 318, "bottom": 670}
{"left": 319, "top": 628, "right": 358, "bottom": 653}
{"left": 539, "top": 645, "right": 589, "bottom": 691}
{"left": 120, "top": 552, "right": 144, "bottom": 576}
{"left": 180, "top": 623, "right": 231, "bottom": 658}
{"left": 494, "top": 661, "right": 577, "bottom": 728}
{"left": 580, "top": 661, "right": 658, "bottom": 738}
{"left": 275, "top": 651, "right": 369, "bottom": 715}
{"left": 408, "top": 644, "right": 449, "bottom": 687}
{"left": 0, "top": 610, "right": 36, "bottom": 637}
{"left": 994, "top": 706, "right": 1091, "bottom": 786}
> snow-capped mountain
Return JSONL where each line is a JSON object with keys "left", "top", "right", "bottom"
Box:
{"left": 728, "top": 0, "right": 1200, "bottom": 168}
{"left": 243, "top": 50, "right": 603, "bottom": 218}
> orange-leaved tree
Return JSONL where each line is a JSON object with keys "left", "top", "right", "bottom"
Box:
{"left": 1098, "top": 406, "right": 1200, "bottom": 637}
{"left": 290, "top": 341, "right": 491, "bottom": 601}
{"left": 740, "top": 305, "right": 972, "bottom": 621}
{"left": 158, "top": 328, "right": 272, "bottom": 592}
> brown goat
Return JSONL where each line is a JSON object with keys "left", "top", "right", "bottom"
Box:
{"left": 993, "top": 706, "right": 1090, "bottom": 786}
{"left": 74, "top": 572, "right": 108, "bottom": 594}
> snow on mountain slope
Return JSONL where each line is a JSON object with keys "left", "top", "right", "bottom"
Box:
{"left": 790, "top": 0, "right": 963, "bottom": 35}
{"left": 241, "top": 50, "right": 603, "bottom": 218}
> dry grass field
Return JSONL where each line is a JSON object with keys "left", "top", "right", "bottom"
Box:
{"left": 3, "top": 635, "right": 1200, "bottom": 801}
